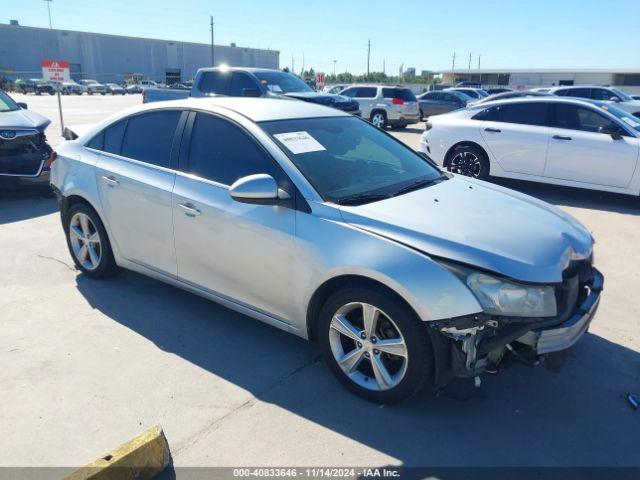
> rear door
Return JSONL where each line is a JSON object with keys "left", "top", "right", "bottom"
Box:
{"left": 342, "top": 87, "right": 377, "bottom": 118}
{"left": 196, "top": 70, "right": 231, "bottom": 96}
{"left": 544, "top": 103, "right": 638, "bottom": 187}
{"left": 229, "top": 72, "right": 262, "bottom": 97}
{"left": 478, "top": 102, "right": 551, "bottom": 175}
{"left": 94, "top": 109, "right": 186, "bottom": 276}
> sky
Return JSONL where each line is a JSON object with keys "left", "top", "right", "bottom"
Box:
{"left": 4, "top": 0, "right": 640, "bottom": 76}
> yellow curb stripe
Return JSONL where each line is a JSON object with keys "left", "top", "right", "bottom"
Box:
{"left": 64, "top": 425, "right": 171, "bottom": 480}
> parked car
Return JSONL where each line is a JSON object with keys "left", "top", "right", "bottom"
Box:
{"left": 470, "top": 90, "right": 552, "bottom": 106}
{"left": 340, "top": 85, "right": 420, "bottom": 128}
{"left": 79, "top": 79, "right": 107, "bottom": 95}
{"left": 105, "top": 83, "right": 126, "bottom": 95}
{"left": 125, "top": 84, "right": 144, "bottom": 94}
{"left": 445, "top": 87, "right": 490, "bottom": 100}
{"left": 486, "top": 88, "right": 513, "bottom": 95}
{"left": 61, "top": 81, "right": 83, "bottom": 95}
{"left": 456, "top": 81, "right": 482, "bottom": 88}
{"left": 52, "top": 97, "right": 602, "bottom": 404}
{"left": 144, "top": 68, "right": 361, "bottom": 116}
{"left": 633, "top": 95, "right": 640, "bottom": 101}
{"left": 547, "top": 85, "right": 640, "bottom": 117}
{"left": 0, "top": 90, "right": 54, "bottom": 193}
{"left": 417, "top": 90, "right": 473, "bottom": 119}
{"left": 15, "top": 78, "right": 56, "bottom": 95}
{"left": 419, "top": 97, "right": 640, "bottom": 197}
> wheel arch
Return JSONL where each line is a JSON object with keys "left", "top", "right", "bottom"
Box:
{"left": 443, "top": 141, "right": 489, "bottom": 169}
{"left": 369, "top": 108, "right": 387, "bottom": 120}
{"left": 305, "top": 274, "right": 418, "bottom": 341}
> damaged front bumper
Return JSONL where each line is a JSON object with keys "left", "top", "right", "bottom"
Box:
{"left": 430, "top": 267, "right": 604, "bottom": 385}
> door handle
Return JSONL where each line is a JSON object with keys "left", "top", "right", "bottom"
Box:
{"left": 553, "top": 135, "right": 572, "bottom": 141}
{"left": 101, "top": 175, "right": 119, "bottom": 187}
{"left": 178, "top": 203, "right": 201, "bottom": 217}
{"left": 484, "top": 128, "right": 501, "bottom": 133}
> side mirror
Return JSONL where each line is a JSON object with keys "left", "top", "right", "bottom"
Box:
{"left": 599, "top": 124, "right": 623, "bottom": 140}
{"left": 17, "top": 102, "right": 27, "bottom": 109}
{"left": 241, "top": 87, "right": 262, "bottom": 98}
{"left": 229, "top": 174, "right": 291, "bottom": 205}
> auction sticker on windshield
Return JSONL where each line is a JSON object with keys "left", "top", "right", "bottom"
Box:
{"left": 273, "top": 131, "right": 326, "bottom": 154}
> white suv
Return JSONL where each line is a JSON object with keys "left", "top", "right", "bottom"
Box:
{"left": 340, "top": 85, "right": 421, "bottom": 128}
{"left": 548, "top": 86, "right": 640, "bottom": 118}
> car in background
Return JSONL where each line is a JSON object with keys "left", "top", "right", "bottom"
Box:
{"left": 547, "top": 86, "right": 640, "bottom": 117}
{"left": 486, "top": 87, "right": 513, "bottom": 95}
{"left": 323, "top": 84, "right": 348, "bottom": 94}
{"left": 125, "top": 84, "right": 144, "bottom": 94}
{"left": 52, "top": 97, "right": 602, "bottom": 404}
{"left": 416, "top": 90, "right": 473, "bottom": 119}
{"left": 15, "top": 79, "right": 56, "bottom": 95}
{"left": 144, "top": 68, "right": 361, "bottom": 116}
{"left": 79, "top": 79, "right": 107, "bottom": 95}
{"left": 456, "top": 81, "right": 482, "bottom": 88}
{"left": 445, "top": 87, "right": 490, "bottom": 100}
{"left": 61, "top": 81, "right": 83, "bottom": 95}
{"left": 340, "top": 85, "right": 419, "bottom": 128}
{"left": 105, "top": 83, "right": 126, "bottom": 95}
{"left": 419, "top": 97, "right": 640, "bottom": 197}
{"left": 633, "top": 95, "right": 640, "bottom": 101}
{"left": 0, "top": 89, "right": 54, "bottom": 194}
{"left": 470, "top": 89, "right": 552, "bottom": 105}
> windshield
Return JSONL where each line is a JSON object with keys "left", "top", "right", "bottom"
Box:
{"left": 610, "top": 88, "right": 633, "bottom": 102}
{"left": 0, "top": 90, "right": 20, "bottom": 112}
{"left": 260, "top": 116, "right": 443, "bottom": 204}
{"left": 597, "top": 103, "right": 640, "bottom": 133}
{"left": 253, "top": 71, "right": 314, "bottom": 94}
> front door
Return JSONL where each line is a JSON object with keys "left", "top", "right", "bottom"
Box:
{"left": 172, "top": 112, "right": 295, "bottom": 320}
{"left": 95, "top": 110, "right": 184, "bottom": 276}
{"left": 544, "top": 103, "right": 638, "bottom": 188}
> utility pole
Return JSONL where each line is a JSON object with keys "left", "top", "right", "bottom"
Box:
{"left": 333, "top": 59, "right": 337, "bottom": 77}
{"left": 292, "top": 53, "right": 295, "bottom": 73}
{"left": 301, "top": 52, "right": 305, "bottom": 76}
{"left": 383, "top": 59, "right": 385, "bottom": 75}
{"left": 478, "top": 55, "right": 481, "bottom": 69}
{"left": 366, "top": 40, "right": 371, "bottom": 81}
{"left": 43, "top": 0, "right": 53, "bottom": 29}
{"left": 468, "top": 52, "right": 472, "bottom": 70}
{"left": 451, "top": 52, "right": 456, "bottom": 70}
{"left": 209, "top": 16, "right": 215, "bottom": 66}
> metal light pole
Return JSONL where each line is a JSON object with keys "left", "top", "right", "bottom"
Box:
{"left": 43, "top": 0, "right": 53, "bottom": 29}
{"left": 210, "top": 16, "right": 215, "bottom": 66}
{"left": 333, "top": 59, "right": 337, "bottom": 77}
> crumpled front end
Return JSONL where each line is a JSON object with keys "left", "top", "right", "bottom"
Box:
{"left": 428, "top": 258, "right": 603, "bottom": 387}
{"left": 0, "top": 129, "right": 53, "bottom": 187}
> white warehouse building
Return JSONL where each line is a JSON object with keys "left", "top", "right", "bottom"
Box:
{"left": 440, "top": 69, "right": 640, "bottom": 94}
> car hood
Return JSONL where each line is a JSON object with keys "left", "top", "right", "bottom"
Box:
{"left": 283, "top": 91, "right": 356, "bottom": 106}
{"left": 339, "top": 176, "right": 593, "bottom": 283}
{"left": 0, "top": 108, "right": 51, "bottom": 132}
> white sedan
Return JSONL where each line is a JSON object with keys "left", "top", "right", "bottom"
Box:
{"left": 420, "top": 97, "right": 640, "bottom": 196}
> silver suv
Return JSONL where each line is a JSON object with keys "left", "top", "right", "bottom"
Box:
{"left": 340, "top": 85, "right": 420, "bottom": 128}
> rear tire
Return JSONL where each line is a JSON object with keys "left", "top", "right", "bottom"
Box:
{"left": 319, "top": 286, "right": 434, "bottom": 404}
{"left": 447, "top": 144, "right": 489, "bottom": 180}
{"left": 64, "top": 203, "right": 119, "bottom": 278}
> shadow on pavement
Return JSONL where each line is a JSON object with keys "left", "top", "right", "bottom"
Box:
{"left": 76, "top": 270, "right": 640, "bottom": 468}
{"left": 489, "top": 177, "right": 640, "bottom": 215}
{"left": 0, "top": 192, "right": 57, "bottom": 225}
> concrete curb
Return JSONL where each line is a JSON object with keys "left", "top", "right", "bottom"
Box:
{"left": 63, "top": 425, "right": 171, "bottom": 480}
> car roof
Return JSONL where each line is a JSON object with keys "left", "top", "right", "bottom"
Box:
{"left": 548, "top": 85, "right": 612, "bottom": 90}
{"left": 135, "top": 97, "right": 350, "bottom": 122}
{"left": 469, "top": 96, "right": 604, "bottom": 109}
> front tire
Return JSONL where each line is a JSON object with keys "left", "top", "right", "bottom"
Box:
{"left": 64, "top": 203, "right": 118, "bottom": 278}
{"left": 447, "top": 144, "right": 489, "bottom": 180}
{"left": 319, "top": 286, "right": 434, "bottom": 404}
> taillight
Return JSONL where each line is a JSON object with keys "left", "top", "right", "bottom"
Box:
{"left": 47, "top": 151, "right": 57, "bottom": 168}
{"left": 392, "top": 98, "right": 405, "bottom": 105}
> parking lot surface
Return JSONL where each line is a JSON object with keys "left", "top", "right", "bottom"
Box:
{"left": 1, "top": 95, "right": 639, "bottom": 473}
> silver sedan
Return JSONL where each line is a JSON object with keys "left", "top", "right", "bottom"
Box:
{"left": 51, "top": 98, "right": 602, "bottom": 404}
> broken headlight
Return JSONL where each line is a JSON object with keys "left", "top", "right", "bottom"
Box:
{"left": 440, "top": 261, "right": 557, "bottom": 317}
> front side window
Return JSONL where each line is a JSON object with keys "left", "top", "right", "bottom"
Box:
{"left": 591, "top": 88, "right": 617, "bottom": 101}
{"left": 553, "top": 104, "right": 616, "bottom": 133}
{"left": 188, "top": 113, "right": 281, "bottom": 185}
{"left": 0, "top": 90, "right": 19, "bottom": 112}
{"left": 556, "top": 88, "right": 590, "bottom": 98}
{"left": 230, "top": 73, "right": 259, "bottom": 96}
{"left": 260, "top": 117, "right": 443, "bottom": 204}
{"left": 121, "top": 111, "right": 181, "bottom": 167}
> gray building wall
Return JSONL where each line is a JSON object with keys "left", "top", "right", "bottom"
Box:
{"left": 0, "top": 23, "right": 279, "bottom": 83}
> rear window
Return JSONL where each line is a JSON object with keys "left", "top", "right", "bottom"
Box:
{"left": 382, "top": 88, "right": 416, "bottom": 101}
{"left": 198, "top": 71, "right": 230, "bottom": 95}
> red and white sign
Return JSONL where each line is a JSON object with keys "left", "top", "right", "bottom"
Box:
{"left": 316, "top": 72, "right": 325, "bottom": 87}
{"left": 42, "top": 60, "right": 70, "bottom": 82}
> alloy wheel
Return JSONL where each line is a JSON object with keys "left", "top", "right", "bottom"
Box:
{"left": 68, "top": 212, "right": 102, "bottom": 270}
{"left": 371, "top": 113, "right": 386, "bottom": 128}
{"left": 449, "top": 150, "right": 482, "bottom": 178}
{"left": 329, "top": 302, "right": 408, "bottom": 391}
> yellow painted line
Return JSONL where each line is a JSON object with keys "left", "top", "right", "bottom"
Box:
{"left": 64, "top": 425, "right": 171, "bottom": 480}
